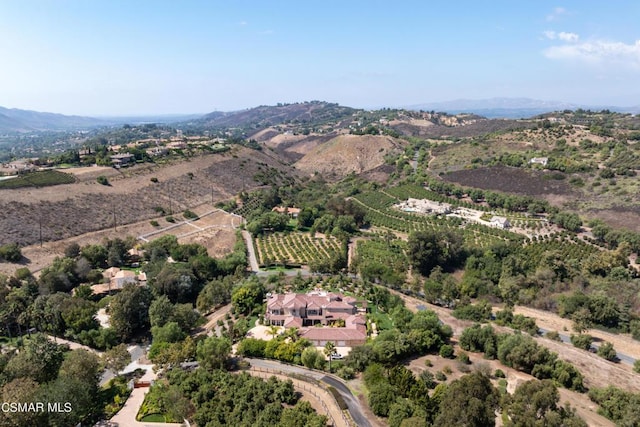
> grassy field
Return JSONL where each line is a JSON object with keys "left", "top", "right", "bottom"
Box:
{"left": 0, "top": 170, "right": 76, "bottom": 189}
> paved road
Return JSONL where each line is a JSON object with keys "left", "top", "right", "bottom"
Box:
{"left": 241, "top": 230, "right": 260, "bottom": 272}
{"left": 247, "top": 358, "right": 370, "bottom": 427}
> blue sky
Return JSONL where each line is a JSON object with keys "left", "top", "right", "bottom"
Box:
{"left": 1, "top": 1, "right": 639, "bottom": 115}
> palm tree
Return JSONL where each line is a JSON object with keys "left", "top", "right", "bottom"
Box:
{"left": 283, "top": 327, "right": 299, "bottom": 343}
{"left": 324, "top": 341, "right": 336, "bottom": 371}
{"left": 267, "top": 324, "right": 281, "bottom": 340}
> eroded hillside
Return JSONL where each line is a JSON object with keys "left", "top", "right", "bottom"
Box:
{"left": 294, "top": 134, "right": 406, "bottom": 180}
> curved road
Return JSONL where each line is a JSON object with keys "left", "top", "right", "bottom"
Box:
{"left": 247, "top": 358, "right": 370, "bottom": 427}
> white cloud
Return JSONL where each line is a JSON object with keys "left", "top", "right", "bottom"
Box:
{"left": 544, "top": 38, "right": 640, "bottom": 68}
{"left": 546, "top": 7, "right": 567, "bottom": 22}
{"left": 543, "top": 31, "right": 578, "bottom": 42}
{"left": 239, "top": 21, "right": 248, "bottom": 26}
{"left": 557, "top": 32, "right": 579, "bottom": 43}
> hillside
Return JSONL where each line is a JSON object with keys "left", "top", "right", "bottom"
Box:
{"left": 294, "top": 134, "right": 406, "bottom": 180}
{"left": 197, "top": 101, "right": 356, "bottom": 129}
{"left": 0, "top": 106, "right": 107, "bottom": 132}
{"left": 0, "top": 146, "right": 298, "bottom": 246}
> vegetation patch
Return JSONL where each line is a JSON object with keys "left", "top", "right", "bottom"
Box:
{"left": 0, "top": 170, "right": 75, "bottom": 189}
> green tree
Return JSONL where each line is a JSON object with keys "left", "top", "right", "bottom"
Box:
{"left": 3, "top": 334, "right": 67, "bottom": 383}
{"left": 433, "top": 371, "right": 499, "bottom": 427}
{"left": 570, "top": 334, "right": 593, "bottom": 351}
{"left": 0, "top": 243, "right": 22, "bottom": 262}
{"left": 1, "top": 378, "right": 42, "bottom": 426}
{"left": 152, "top": 321, "right": 186, "bottom": 343}
{"left": 505, "top": 379, "right": 586, "bottom": 427}
{"left": 597, "top": 342, "right": 617, "bottom": 361}
{"left": 109, "top": 283, "right": 153, "bottom": 340}
{"left": 149, "top": 263, "right": 199, "bottom": 303}
{"left": 301, "top": 346, "right": 325, "bottom": 370}
{"left": 196, "top": 336, "right": 231, "bottom": 371}
{"left": 408, "top": 230, "right": 464, "bottom": 276}
{"left": 149, "top": 295, "right": 175, "bottom": 328}
{"left": 231, "top": 279, "right": 265, "bottom": 316}
{"left": 103, "top": 343, "right": 131, "bottom": 373}
{"left": 59, "top": 349, "right": 101, "bottom": 385}
{"left": 324, "top": 341, "right": 337, "bottom": 370}
{"left": 368, "top": 382, "right": 398, "bottom": 417}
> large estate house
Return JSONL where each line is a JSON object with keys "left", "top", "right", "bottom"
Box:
{"left": 266, "top": 291, "right": 367, "bottom": 346}
{"left": 395, "top": 198, "right": 451, "bottom": 215}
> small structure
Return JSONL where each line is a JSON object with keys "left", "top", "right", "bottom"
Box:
{"left": 395, "top": 198, "right": 451, "bottom": 215}
{"left": 272, "top": 206, "right": 301, "bottom": 218}
{"left": 146, "top": 147, "right": 169, "bottom": 157}
{"left": 94, "top": 267, "right": 145, "bottom": 294}
{"left": 110, "top": 153, "right": 135, "bottom": 168}
{"left": 167, "top": 141, "right": 187, "bottom": 150}
{"left": 529, "top": 157, "right": 549, "bottom": 167}
{"left": 490, "top": 216, "right": 510, "bottom": 229}
{"left": 111, "top": 270, "right": 138, "bottom": 289}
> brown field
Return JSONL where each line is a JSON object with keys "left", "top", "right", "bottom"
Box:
{"left": 0, "top": 146, "right": 297, "bottom": 247}
{"left": 0, "top": 205, "right": 240, "bottom": 276}
{"left": 442, "top": 166, "right": 575, "bottom": 198}
{"left": 587, "top": 206, "right": 640, "bottom": 233}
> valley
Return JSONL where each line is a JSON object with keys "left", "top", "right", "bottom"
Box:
{"left": 2, "top": 102, "right": 640, "bottom": 426}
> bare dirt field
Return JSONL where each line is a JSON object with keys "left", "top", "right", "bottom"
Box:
{"left": 442, "top": 166, "right": 575, "bottom": 198}
{"left": 294, "top": 134, "right": 406, "bottom": 179}
{"left": 588, "top": 206, "right": 640, "bottom": 233}
{"left": 0, "top": 146, "right": 296, "bottom": 247}
{"left": 0, "top": 206, "right": 240, "bottom": 276}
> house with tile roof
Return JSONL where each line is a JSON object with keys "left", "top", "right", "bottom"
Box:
{"left": 266, "top": 291, "right": 367, "bottom": 346}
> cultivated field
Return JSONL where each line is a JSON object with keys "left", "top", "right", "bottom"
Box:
{"left": 255, "top": 232, "right": 342, "bottom": 266}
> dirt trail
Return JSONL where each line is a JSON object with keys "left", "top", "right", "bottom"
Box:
{"left": 514, "top": 305, "right": 640, "bottom": 362}
{"left": 391, "top": 290, "right": 638, "bottom": 425}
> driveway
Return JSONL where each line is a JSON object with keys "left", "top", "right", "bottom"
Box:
{"left": 241, "top": 230, "right": 260, "bottom": 272}
{"left": 247, "top": 358, "right": 370, "bottom": 427}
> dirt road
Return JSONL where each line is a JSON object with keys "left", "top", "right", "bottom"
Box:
{"left": 195, "top": 304, "right": 232, "bottom": 337}
{"left": 391, "top": 290, "right": 638, "bottom": 424}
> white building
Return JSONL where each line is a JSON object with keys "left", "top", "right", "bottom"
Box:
{"left": 395, "top": 198, "right": 451, "bottom": 215}
{"left": 490, "top": 216, "right": 510, "bottom": 229}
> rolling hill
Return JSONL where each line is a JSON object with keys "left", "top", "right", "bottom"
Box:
{"left": 197, "top": 101, "right": 356, "bottom": 129}
{"left": 0, "top": 106, "right": 108, "bottom": 132}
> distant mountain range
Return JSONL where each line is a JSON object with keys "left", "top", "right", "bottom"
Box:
{"left": 0, "top": 107, "right": 202, "bottom": 133}
{"left": 0, "top": 106, "right": 108, "bottom": 132}
{"left": 405, "top": 97, "right": 640, "bottom": 118}
{"left": 2, "top": 97, "right": 640, "bottom": 133}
